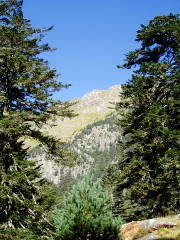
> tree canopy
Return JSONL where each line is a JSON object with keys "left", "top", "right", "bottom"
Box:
{"left": 116, "top": 14, "right": 180, "bottom": 221}
{"left": 0, "top": 0, "right": 73, "bottom": 238}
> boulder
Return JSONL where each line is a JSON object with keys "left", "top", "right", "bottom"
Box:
{"left": 121, "top": 214, "right": 180, "bottom": 240}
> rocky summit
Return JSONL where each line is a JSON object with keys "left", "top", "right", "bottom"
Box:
{"left": 42, "top": 85, "right": 122, "bottom": 141}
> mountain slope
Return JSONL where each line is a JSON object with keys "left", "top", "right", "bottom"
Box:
{"left": 29, "top": 85, "right": 122, "bottom": 185}
{"left": 42, "top": 85, "right": 122, "bottom": 140}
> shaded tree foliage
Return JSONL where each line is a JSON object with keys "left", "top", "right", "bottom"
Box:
{"left": 116, "top": 14, "right": 180, "bottom": 221}
{"left": 0, "top": 0, "right": 73, "bottom": 238}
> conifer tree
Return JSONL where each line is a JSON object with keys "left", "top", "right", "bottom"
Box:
{"left": 0, "top": 0, "right": 73, "bottom": 238}
{"left": 53, "top": 175, "right": 123, "bottom": 240}
{"left": 116, "top": 14, "right": 180, "bottom": 221}
{"left": 102, "top": 163, "right": 119, "bottom": 211}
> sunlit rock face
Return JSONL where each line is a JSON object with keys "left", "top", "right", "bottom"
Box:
{"left": 77, "top": 85, "right": 122, "bottom": 114}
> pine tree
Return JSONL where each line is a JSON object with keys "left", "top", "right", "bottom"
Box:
{"left": 0, "top": 0, "right": 73, "bottom": 238}
{"left": 52, "top": 175, "right": 123, "bottom": 240}
{"left": 116, "top": 14, "right": 180, "bottom": 221}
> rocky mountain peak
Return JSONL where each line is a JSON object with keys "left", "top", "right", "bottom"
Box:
{"left": 73, "top": 85, "right": 121, "bottom": 114}
{"left": 43, "top": 85, "right": 122, "bottom": 140}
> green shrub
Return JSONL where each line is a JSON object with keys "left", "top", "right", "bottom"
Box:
{"left": 52, "top": 175, "right": 123, "bottom": 240}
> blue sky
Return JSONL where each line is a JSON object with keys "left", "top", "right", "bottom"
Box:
{"left": 23, "top": 1, "right": 179, "bottom": 101}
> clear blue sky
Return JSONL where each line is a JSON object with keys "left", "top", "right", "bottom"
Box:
{"left": 23, "top": 1, "right": 179, "bottom": 101}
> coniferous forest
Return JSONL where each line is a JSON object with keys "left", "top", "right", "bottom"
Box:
{"left": 0, "top": 1, "right": 179, "bottom": 239}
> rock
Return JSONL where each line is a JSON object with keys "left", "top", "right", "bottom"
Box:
{"left": 174, "top": 214, "right": 180, "bottom": 220}
{"left": 121, "top": 221, "right": 141, "bottom": 240}
{"left": 121, "top": 215, "right": 180, "bottom": 240}
{"left": 141, "top": 218, "right": 177, "bottom": 230}
{"left": 138, "top": 233, "right": 159, "bottom": 240}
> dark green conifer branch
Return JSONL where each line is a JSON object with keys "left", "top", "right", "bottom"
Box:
{"left": 116, "top": 14, "right": 180, "bottom": 221}
{"left": 0, "top": 0, "right": 73, "bottom": 238}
